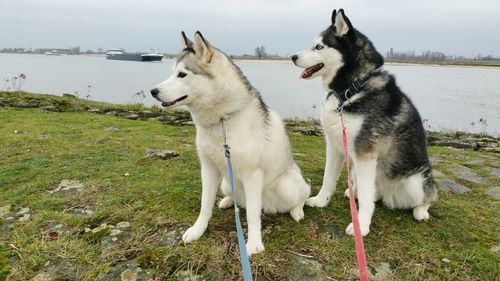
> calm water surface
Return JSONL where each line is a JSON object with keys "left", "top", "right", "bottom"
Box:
{"left": 1, "top": 54, "right": 499, "bottom": 135}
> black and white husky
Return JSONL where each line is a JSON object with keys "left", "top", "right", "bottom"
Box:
{"left": 151, "top": 32, "right": 310, "bottom": 255}
{"left": 292, "top": 9, "right": 437, "bottom": 236}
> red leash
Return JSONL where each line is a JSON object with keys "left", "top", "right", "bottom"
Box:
{"left": 340, "top": 110, "right": 369, "bottom": 281}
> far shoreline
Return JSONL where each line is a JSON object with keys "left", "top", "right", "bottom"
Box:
{"left": 2, "top": 52, "right": 500, "bottom": 68}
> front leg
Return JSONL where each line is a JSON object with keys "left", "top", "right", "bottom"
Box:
{"left": 242, "top": 169, "right": 264, "bottom": 256}
{"left": 306, "top": 139, "right": 343, "bottom": 207}
{"left": 346, "top": 155, "right": 377, "bottom": 236}
{"left": 182, "top": 157, "right": 221, "bottom": 243}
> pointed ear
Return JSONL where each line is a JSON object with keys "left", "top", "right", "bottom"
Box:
{"left": 334, "top": 9, "right": 352, "bottom": 37}
{"left": 331, "top": 9, "right": 337, "bottom": 25}
{"left": 194, "top": 31, "right": 213, "bottom": 63}
{"left": 181, "top": 31, "right": 193, "bottom": 50}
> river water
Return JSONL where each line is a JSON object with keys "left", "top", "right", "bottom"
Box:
{"left": 1, "top": 54, "right": 499, "bottom": 135}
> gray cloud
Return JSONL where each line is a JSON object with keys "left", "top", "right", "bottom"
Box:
{"left": 1, "top": 0, "right": 499, "bottom": 57}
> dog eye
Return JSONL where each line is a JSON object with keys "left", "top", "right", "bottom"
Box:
{"left": 177, "top": 72, "right": 187, "bottom": 78}
{"left": 315, "top": 44, "right": 324, "bottom": 50}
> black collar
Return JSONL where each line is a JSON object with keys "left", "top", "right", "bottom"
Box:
{"left": 326, "top": 74, "right": 372, "bottom": 109}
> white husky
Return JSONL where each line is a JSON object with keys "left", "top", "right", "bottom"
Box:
{"left": 151, "top": 31, "right": 310, "bottom": 256}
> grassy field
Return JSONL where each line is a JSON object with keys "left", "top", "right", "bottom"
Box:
{"left": 0, "top": 99, "right": 499, "bottom": 280}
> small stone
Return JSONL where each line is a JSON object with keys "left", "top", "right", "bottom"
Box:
{"left": 112, "top": 237, "right": 118, "bottom": 242}
{"left": 447, "top": 164, "right": 490, "bottom": 185}
{"left": 438, "top": 179, "right": 472, "bottom": 194}
{"left": 490, "top": 245, "right": 500, "bottom": 255}
{"left": 87, "top": 108, "right": 101, "bottom": 113}
{"left": 92, "top": 223, "right": 108, "bottom": 233}
{"left": 63, "top": 93, "right": 77, "bottom": 98}
{"left": 41, "top": 105, "right": 58, "bottom": 112}
{"left": 48, "top": 180, "right": 84, "bottom": 196}
{"left": 432, "top": 169, "right": 445, "bottom": 178}
{"left": 484, "top": 167, "right": 500, "bottom": 179}
{"left": 110, "top": 229, "right": 123, "bottom": 236}
{"left": 429, "top": 155, "right": 444, "bottom": 164}
{"left": 84, "top": 227, "right": 91, "bottom": 232}
{"left": 121, "top": 269, "right": 138, "bottom": 281}
{"left": 485, "top": 187, "right": 500, "bottom": 199}
{"left": 369, "top": 262, "right": 393, "bottom": 281}
{"left": 18, "top": 207, "right": 30, "bottom": 215}
{"left": 18, "top": 214, "right": 30, "bottom": 221}
{"left": 124, "top": 173, "right": 131, "bottom": 177}
{"left": 44, "top": 261, "right": 51, "bottom": 267}
{"left": 106, "top": 111, "right": 117, "bottom": 116}
{"left": 442, "top": 258, "right": 451, "bottom": 263}
{"left": 287, "top": 256, "right": 327, "bottom": 281}
{"left": 104, "top": 127, "right": 119, "bottom": 132}
{"left": 146, "top": 149, "right": 179, "bottom": 160}
{"left": 159, "top": 225, "right": 189, "bottom": 248}
{"left": 117, "top": 147, "right": 130, "bottom": 153}
{"left": 0, "top": 205, "right": 11, "bottom": 217}
{"left": 466, "top": 159, "right": 486, "bottom": 165}
{"left": 33, "top": 272, "right": 52, "bottom": 281}
{"left": 125, "top": 114, "right": 139, "bottom": 120}
{"left": 116, "top": 221, "right": 130, "bottom": 229}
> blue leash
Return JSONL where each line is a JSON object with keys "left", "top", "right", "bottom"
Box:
{"left": 221, "top": 118, "right": 253, "bottom": 281}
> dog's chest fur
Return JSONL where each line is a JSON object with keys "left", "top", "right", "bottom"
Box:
{"left": 321, "top": 98, "right": 364, "bottom": 151}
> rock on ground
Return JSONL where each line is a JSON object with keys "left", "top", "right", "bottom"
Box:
{"left": 102, "top": 260, "right": 154, "bottom": 281}
{"left": 287, "top": 256, "right": 328, "bottom": 281}
{"left": 485, "top": 187, "right": 500, "bottom": 199}
{"left": 32, "top": 259, "right": 78, "bottom": 281}
{"left": 147, "top": 149, "right": 179, "bottom": 160}
{"left": 158, "top": 225, "right": 189, "bottom": 248}
{"left": 447, "top": 164, "right": 490, "bottom": 185}
{"left": 484, "top": 167, "right": 500, "bottom": 179}
{"left": 0, "top": 205, "right": 32, "bottom": 232}
{"left": 48, "top": 180, "right": 84, "bottom": 196}
{"left": 432, "top": 169, "right": 446, "bottom": 178}
{"left": 369, "top": 262, "right": 393, "bottom": 281}
{"left": 437, "top": 179, "right": 472, "bottom": 194}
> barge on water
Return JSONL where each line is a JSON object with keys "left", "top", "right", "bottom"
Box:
{"left": 105, "top": 49, "right": 163, "bottom": 62}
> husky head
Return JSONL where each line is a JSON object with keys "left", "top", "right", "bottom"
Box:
{"left": 151, "top": 31, "right": 233, "bottom": 109}
{"left": 292, "top": 9, "right": 383, "bottom": 90}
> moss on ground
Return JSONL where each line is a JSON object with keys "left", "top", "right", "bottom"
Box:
{"left": 0, "top": 96, "right": 499, "bottom": 280}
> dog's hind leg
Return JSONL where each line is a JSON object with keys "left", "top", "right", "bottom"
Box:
{"left": 307, "top": 142, "right": 343, "bottom": 207}
{"left": 275, "top": 165, "right": 310, "bottom": 222}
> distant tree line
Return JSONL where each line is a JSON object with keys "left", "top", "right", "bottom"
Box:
{"left": 386, "top": 48, "right": 499, "bottom": 62}
{"left": 0, "top": 46, "right": 109, "bottom": 55}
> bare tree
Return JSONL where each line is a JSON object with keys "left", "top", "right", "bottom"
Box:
{"left": 255, "top": 46, "right": 267, "bottom": 59}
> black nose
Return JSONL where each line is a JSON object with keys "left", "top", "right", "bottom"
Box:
{"left": 291, "top": 55, "right": 298, "bottom": 62}
{"left": 150, "top": 88, "right": 159, "bottom": 97}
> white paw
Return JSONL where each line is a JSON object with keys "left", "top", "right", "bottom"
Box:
{"left": 246, "top": 240, "right": 265, "bottom": 256}
{"left": 345, "top": 222, "right": 370, "bottom": 236}
{"left": 289, "top": 205, "right": 305, "bottom": 222}
{"left": 306, "top": 195, "right": 330, "bottom": 208}
{"left": 413, "top": 207, "right": 430, "bottom": 221}
{"left": 182, "top": 224, "right": 206, "bottom": 243}
{"left": 218, "top": 196, "right": 234, "bottom": 209}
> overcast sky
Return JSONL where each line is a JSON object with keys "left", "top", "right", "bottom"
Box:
{"left": 1, "top": 0, "right": 499, "bottom": 57}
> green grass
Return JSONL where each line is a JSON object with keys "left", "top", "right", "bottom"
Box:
{"left": 0, "top": 104, "right": 499, "bottom": 280}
